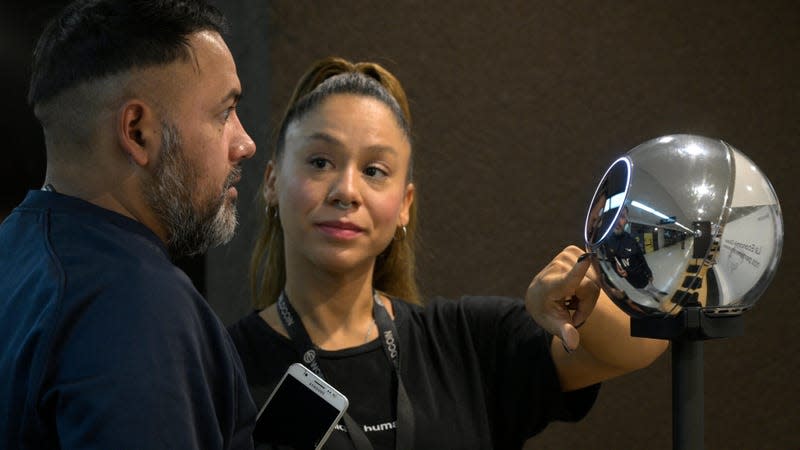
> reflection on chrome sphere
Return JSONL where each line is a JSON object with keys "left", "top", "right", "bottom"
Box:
{"left": 584, "top": 134, "right": 783, "bottom": 318}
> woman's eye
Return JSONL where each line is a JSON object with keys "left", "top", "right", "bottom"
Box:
{"left": 310, "top": 158, "right": 330, "bottom": 169}
{"left": 364, "top": 166, "right": 388, "bottom": 178}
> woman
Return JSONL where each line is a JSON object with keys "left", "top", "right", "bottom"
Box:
{"left": 228, "top": 57, "right": 667, "bottom": 449}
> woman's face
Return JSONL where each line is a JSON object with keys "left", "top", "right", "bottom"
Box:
{"left": 267, "top": 94, "right": 414, "bottom": 275}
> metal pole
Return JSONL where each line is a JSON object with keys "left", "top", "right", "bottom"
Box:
{"left": 672, "top": 338, "right": 704, "bottom": 450}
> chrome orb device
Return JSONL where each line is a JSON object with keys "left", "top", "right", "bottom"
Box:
{"left": 584, "top": 134, "right": 783, "bottom": 318}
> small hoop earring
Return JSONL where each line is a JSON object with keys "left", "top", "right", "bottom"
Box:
{"left": 266, "top": 205, "right": 279, "bottom": 219}
{"left": 394, "top": 224, "right": 407, "bottom": 241}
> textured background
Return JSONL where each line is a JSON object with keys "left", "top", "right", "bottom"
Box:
{"left": 211, "top": 2, "right": 799, "bottom": 449}
{"left": 5, "top": 1, "right": 798, "bottom": 449}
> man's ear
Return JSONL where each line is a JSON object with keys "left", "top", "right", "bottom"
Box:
{"left": 117, "top": 100, "right": 159, "bottom": 167}
{"left": 263, "top": 160, "right": 279, "bottom": 206}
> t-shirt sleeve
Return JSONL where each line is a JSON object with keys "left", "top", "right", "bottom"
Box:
{"left": 457, "top": 296, "right": 599, "bottom": 443}
{"left": 42, "top": 280, "right": 254, "bottom": 450}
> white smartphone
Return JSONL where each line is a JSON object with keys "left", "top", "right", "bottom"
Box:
{"left": 253, "top": 363, "right": 349, "bottom": 449}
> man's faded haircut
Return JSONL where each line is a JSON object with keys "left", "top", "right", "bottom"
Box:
{"left": 28, "top": 0, "right": 227, "bottom": 108}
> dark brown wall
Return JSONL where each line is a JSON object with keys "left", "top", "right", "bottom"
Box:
{"left": 10, "top": 1, "right": 794, "bottom": 449}
{"left": 7, "top": 1, "right": 797, "bottom": 449}
{"left": 218, "top": 1, "right": 797, "bottom": 449}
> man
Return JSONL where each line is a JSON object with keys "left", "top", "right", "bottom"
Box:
{"left": 605, "top": 206, "right": 666, "bottom": 302}
{"left": 0, "top": 1, "right": 257, "bottom": 448}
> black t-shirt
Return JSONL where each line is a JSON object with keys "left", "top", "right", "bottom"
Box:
{"left": 228, "top": 295, "right": 599, "bottom": 450}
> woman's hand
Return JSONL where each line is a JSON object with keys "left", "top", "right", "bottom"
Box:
{"left": 525, "top": 245, "right": 599, "bottom": 352}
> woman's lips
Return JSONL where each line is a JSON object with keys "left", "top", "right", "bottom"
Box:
{"left": 315, "top": 221, "right": 364, "bottom": 239}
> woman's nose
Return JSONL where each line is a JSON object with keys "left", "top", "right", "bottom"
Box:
{"left": 326, "top": 166, "right": 360, "bottom": 207}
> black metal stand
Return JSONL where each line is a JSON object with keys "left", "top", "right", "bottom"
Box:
{"left": 630, "top": 307, "right": 744, "bottom": 450}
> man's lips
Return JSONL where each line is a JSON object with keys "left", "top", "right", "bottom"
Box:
{"left": 225, "top": 167, "right": 242, "bottom": 189}
{"left": 224, "top": 168, "right": 242, "bottom": 199}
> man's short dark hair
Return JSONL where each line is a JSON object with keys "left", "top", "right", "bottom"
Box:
{"left": 28, "top": 0, "right": 227, "bottom": 107}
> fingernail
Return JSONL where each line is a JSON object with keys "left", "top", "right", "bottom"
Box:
{"left": 577, "top": 252, "right": 595, "bottom": 262}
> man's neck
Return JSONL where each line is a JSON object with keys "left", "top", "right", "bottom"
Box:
{"left": 42, "top": 169, "right": 168, "bottom": 243}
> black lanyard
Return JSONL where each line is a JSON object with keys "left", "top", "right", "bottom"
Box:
{"left": 277, "top": 291, "right": 415, "bottom": 450}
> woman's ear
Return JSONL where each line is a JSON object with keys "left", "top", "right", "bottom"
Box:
{"left": 263, "top": 160, "right": 279, "bottom": 205}
{"left": 117, "top": 99, "right": 158, "bottom": 167}
{"left": 399, "top": 182, "right": 415, "bottom": 226}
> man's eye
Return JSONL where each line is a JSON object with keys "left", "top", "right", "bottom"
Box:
{"left": 223, "top": 107, "right": 235, "bottom": 121}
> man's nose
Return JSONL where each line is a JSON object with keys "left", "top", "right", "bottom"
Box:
{"left": 231, "top": 117, "right": 256, "bottom": 161}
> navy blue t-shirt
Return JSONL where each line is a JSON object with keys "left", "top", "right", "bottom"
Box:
{"left": 604, "top": 231, "right": 653, "bottom": 289}
{"left": 0, "top": 191, "right": 256, "bottom": 449}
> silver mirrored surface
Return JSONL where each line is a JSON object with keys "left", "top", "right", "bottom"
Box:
{"left": 584, "top": 134, "right": 783, "bottom": 317}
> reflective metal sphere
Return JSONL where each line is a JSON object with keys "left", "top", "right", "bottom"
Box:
{"left": 584, "top": 134, "right": 783, "bottom": 317}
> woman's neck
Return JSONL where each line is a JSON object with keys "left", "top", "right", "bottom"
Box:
{"left": 288, "top": 272, "right": 373, "bottom": 320}
{"left": 277, "top": 267, "right": 387, "bottom": 350}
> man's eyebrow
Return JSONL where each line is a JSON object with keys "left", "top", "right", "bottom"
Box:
{"left": 219, "top": 88, "right": 241, "bottom": 105}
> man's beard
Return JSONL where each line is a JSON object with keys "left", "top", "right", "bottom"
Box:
{"left": 143, "top": 122, "right": 240, "bottom": 258}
